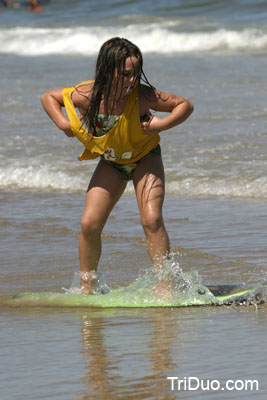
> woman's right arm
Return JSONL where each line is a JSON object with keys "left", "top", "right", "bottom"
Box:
{"left": 41, "top": 88, "right": 74, "bottom": 137}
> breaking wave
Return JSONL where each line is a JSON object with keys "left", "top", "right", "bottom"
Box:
{"left": 1, "top": 25, "right": 267, "bottom": 56}
{"left": 1, "top": 164, "right": 267, "bottom": 199}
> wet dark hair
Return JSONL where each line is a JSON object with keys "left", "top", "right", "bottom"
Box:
{"left": 80, "top": 37, "right": 153, "bottom": 134}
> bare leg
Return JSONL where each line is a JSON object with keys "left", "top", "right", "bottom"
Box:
{"left": 79, "top": 160, "right": 127, "bottom": 292}
{"left": 133, "top": 153, "right": 170, "bottom": 265}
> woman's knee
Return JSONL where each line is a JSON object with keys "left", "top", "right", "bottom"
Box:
{"left": 80, "top": 213, "right": 104, "bottom": 237}
{"left": 141, "top": 212, "right": 164, "bottom": 234}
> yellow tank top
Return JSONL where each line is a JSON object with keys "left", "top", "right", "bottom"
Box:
{"left": 62, "top": 80, "right": 160, "bottom": 164}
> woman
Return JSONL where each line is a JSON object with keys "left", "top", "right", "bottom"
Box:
{"left": 41, "top": 37, "right": 194, "bottom": 294}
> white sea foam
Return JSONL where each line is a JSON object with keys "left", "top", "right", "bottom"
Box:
{"left": 1, "top": 25, "right": 267, "bottom": 56}
{"left": 166, "top": 175, "right": 267, "bottom": 199}
{"left": 0, "top": 165, "right": 85, "bottom": 192}
{"left": 1, "top": 164, "right": 267, "bottom": 199}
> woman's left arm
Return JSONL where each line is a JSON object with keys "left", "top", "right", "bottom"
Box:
{"left": 140, "top": 88, "right": 194, "bottom": 135}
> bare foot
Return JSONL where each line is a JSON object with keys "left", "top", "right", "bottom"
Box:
{"left": 80, "top": 270, "right": 99, "bottom": 294}
{"left": 152, "top": 279, "right": 175, "bottom": 300}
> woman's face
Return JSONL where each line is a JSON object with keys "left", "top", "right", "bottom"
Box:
{"left": 114, "top": 56, "right": 140, "bottom": 98}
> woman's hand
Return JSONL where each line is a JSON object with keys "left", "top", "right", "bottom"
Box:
{"left": 62, "top": 113, "right": 83, "bottom": 137}
{"left": 63, "top": 125, "right": 75, "bottom": 137}
{"left": 141, "top": 114, "right": 161, "bottom": 136}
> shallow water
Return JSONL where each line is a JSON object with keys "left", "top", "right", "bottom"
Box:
{"left": 1, "top": 306, "right": 266, "bottom": 400}
{"left": 1, "top": 0, "right": 267, "bottom": 398}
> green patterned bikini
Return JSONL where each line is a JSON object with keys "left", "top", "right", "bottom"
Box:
{"left": 96, "top": 113, "right": 161, "bottom": 181}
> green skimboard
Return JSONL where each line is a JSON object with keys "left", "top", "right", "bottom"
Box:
{"left": 1, "top": 282, "right": 266, "bottom": 308}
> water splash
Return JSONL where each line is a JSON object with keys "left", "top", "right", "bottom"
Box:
{"left": 63, "top": 271, "right": 111, "bottom": 295}
{"left": 114, "top": 255, "right": 217, "bottom": 305}
{"left": 61, "top": 256, "right": 216, "bottom": 305}
{"left": 61, "top": 257, "right": 266, "bottom": 307}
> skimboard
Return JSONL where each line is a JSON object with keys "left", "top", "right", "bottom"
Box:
{"left": 0, "top": 282, "right": 266, "bottom": 309}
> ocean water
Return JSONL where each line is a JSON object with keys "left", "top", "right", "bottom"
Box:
{"left": 0, "top": 0, "right": 267, "bottom": 399}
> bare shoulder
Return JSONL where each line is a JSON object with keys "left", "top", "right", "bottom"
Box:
{"left": 71, "top": 81, "right": 94, "bottom": 110}
{"left": 139, "top": 84, "right": 157, "bottom": 104}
